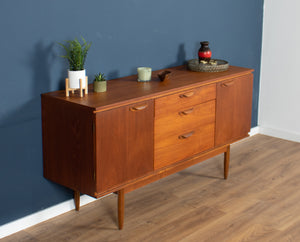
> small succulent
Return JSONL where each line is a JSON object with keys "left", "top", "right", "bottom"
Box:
{"left": 94, "top": 72, "right": 106, "bottom": 82}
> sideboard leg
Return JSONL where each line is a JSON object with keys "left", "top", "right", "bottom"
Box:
{"left": 224, "top": 145, "right": 230, "bottom": 179}
{"left": 118, "top": 189, "right": 125, "bottom": 230}
{"left": 74, "top": 190, "right": 80, "bottom": 211}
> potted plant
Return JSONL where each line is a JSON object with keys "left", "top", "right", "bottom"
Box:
{"left": 93, "top": 72, "right": 107, "bottom": 92}
{"left": 59, "top": 37, "right": 91, "bottom": 89}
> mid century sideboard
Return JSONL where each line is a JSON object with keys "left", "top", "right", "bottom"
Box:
{"left": 41, "top": 65, "right": 253, "bottom": 229}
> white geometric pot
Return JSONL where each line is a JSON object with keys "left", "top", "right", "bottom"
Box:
{"left": 68, "top": 69, "right": 86, "bottom": 89}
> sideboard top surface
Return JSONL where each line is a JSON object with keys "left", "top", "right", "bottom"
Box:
{"left": 42, "top": 65, "right": 253, "bottom": 112}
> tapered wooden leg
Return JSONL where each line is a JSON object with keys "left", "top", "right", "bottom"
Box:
{"left": 74, "top": 190, "right": 80, "bottom": 211}
{"left": 118, "top": 189, "right": 125, "bottom": 230}
{"left": 85, "top": 76, "right": 88, "bottom": 94}
{"left": 224, "top": 145, "right": 230, "bottom": 179}
{"left": 79, "top": 79, "right": 83, "bottom": 97}
{"left": 65, "top": 78, "right": 69, "bottom": 97}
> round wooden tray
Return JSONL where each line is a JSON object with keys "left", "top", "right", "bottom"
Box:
{"left": 187, "top": 59, "right": 229, "bottom": 72}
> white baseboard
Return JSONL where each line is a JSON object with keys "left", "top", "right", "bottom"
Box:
{"left": 259, "top": 126, "right": 300, "bottom": 143}
{"left": 249, "top": 126, "right": 260, "bottom": 136}
{"left": 0, "top": 195, "right": 98, "bottom": 239}
{"left": 1, "top": 125, "right": 298, "bottom": 239}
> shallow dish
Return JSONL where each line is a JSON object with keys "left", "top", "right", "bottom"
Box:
{"left": 187, "top": 59, "right": 229, "bottom": 72}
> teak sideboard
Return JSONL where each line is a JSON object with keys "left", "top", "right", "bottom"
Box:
{"left": 41, "top": 65, "right": 253, "bottom": 229}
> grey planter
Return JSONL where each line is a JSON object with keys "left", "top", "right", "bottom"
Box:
{"left": 94, "top": 81, "right": 107, "bottom": 93}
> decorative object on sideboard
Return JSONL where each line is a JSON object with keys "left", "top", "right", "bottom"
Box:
{"left": 158, "top": 70, "right": 172, "bottom": 82}
{"left": 58, "top": 37, "right": 91, "bottom": 97}
{"left": 189, "top": 41, "right": 229, "bottom": 72}
{"left": 198, "top": 41, "right": 212, "bottom": 63}
{"left": 188, "top": 59, "right": 229, "bottom": 73}
{"left": 137, "top": 67, "right": 152, "bottom": 82}
{"left": 93, "top": 72, "right": 107, "bottom": 93}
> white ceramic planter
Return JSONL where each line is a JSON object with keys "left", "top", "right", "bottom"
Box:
{"left": 68, "top": 69, "right": 86, "bottom": 89}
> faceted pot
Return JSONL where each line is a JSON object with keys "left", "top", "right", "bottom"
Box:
{"left": 68, "top": 69, "right": 86, "bottom": 89}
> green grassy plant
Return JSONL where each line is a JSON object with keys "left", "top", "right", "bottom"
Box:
{"left": 59, "top": 37, "right": 91, "bottom": 71}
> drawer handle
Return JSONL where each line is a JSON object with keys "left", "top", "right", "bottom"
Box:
{"left": 179, "top": 91, "right": 194, "bottom": 98}
{"left": 179, "top": 108, "right": 194, "bottom": 116}
{"left": 129, "top": 104, "right": 148, "bottom": 111}
{"left": 178, "top": 131, "right": 195, "bottom": 139}
{"left": 221, "top": 81, "right": 235, "bottom": 87}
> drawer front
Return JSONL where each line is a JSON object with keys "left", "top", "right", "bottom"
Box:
{"left": 155, "top": 100, "right": 215, "bottom": 141}
{"left": 155, "top": 84, "right": 216, "bottom": 117}
{"left": 154, "top": 123, "right": 215, "bottom": 170}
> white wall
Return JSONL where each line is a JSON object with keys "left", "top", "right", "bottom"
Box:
{"left": 259, "top": 0, "right": 300, "bottom": 142}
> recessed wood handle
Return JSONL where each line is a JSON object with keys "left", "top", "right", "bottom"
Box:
{"left": 129, "top": 104, "right": 148, "bottom": 111}
{"left": 221, "top": 81, "right": 235, "bottom": 87}
{"left": 179, "top": 108, "right": 194, "bottom": 116}
{"left": 178, "top": 131, "right": 195, "bottom": 139}
{"left": 179, "top": 91, "right": 194, "bottom": 98}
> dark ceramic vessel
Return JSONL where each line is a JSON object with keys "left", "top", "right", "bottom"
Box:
{"left": 198, "top": 41, "right": 212, "bottom": 63}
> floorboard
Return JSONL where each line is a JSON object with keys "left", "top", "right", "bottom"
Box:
{"left": 3, "top": 134, "right": 300, "bottom": 242}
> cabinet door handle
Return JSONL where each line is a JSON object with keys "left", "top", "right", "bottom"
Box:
{"left": 178, "top": 131, "right": 195, "bottom": 139}
{"left": 179, "top": 108, "right": 194, "bottom": 116}
{"left": 179, "top": 91, "right": 194, "bottom": 98}
{"left": 129, "top": 104, "right": 148, "bottom": 111}
{"left": 221, "top": 81, "right": 235, "bottom": 87}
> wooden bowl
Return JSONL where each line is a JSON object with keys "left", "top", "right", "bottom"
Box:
{"left": 158, "top": 70, "right": 172, "bottom": 82}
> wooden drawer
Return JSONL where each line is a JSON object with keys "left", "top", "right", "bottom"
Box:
{"left": 154, "top": 122, "right": 215, "bottom": 170}
{"left": 155, "top": 84, "right": 216, "bottom": 117}
{"left": 155, "top": 100, "right": 215, "bottom": 141}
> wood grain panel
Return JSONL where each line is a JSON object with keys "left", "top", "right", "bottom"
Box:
{"left": 96, "top": 106, "right": 127, "bottom": 192}
{"left": 155, "top": 84, "right": 216, "bottom": 116}
{"left": 126, "top": 101, "right": 154, "bottom": 181}
{"left": 155, "top": 100, "right": 216, "bottom": 141}
{"left": 41, "top": 95, "right": 95, "bottom": 196}
{"left": 215, "top": 74, "right": 253, "bottom": 146}
{"left": 96, "top": 100, "right": 154, "bottom": 192}
{"left": 154, "top": 123, "right": 215, "bottom": 169}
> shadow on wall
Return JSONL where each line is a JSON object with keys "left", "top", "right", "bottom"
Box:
{"left": 0, "top": 41, "right": 57, "bottom": 127}
{"left": 166, "top": 43, "right": 187, "bottom": 68}
{"left": 0, "top": 41, "right": 72, "bottom": 225}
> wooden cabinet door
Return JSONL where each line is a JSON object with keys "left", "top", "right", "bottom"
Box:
{"left": 96, "top": 100, "right": 154, "bottom": 192}
{"left": 215, "top": 74, "right": 253, "bottom": 146}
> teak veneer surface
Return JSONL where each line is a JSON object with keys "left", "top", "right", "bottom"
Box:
{"left": 95, "top": 100, "right": 154, "bottom": 192}
{"left": 41, "top": 64, "right": 253, "bottom": 230}
{"left": 42, "top": 65, "right": 253, "bottom": 112}
{"left": 5, "top": 135, "right": 300, "bottom": 242}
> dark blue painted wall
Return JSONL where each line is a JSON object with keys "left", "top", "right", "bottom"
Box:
{"left": 0, "top": 0, "right": 263, "bottom": 225}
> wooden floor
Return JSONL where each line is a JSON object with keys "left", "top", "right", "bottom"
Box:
{"left": 3, "top": 134, "right": 300, "bottom": 242}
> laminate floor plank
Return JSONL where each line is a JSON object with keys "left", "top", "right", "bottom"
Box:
{"left": 2, "top": 134, "right": 300, "bottom": 242}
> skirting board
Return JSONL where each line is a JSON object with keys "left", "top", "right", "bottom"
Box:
{"left": 0, "top": 126, "right": 263, "bottom": 239}
{"left": 249, "top": 126, "right": 260, "bottom": 136}
{"left": 0, "top": 195, "right": 98, "bottom": 239}
{"left": 259, "top": 126, "right": 300, "bottom": 143}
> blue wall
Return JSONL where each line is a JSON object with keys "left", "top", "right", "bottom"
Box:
{"left": 0, "top": 0, "right": 263, "bottom": 225}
